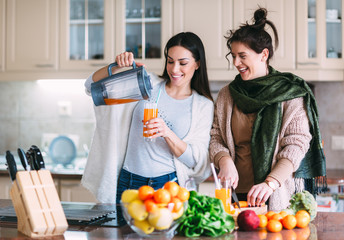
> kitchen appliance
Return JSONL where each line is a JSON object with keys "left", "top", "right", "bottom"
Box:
{"left": 91, "top": 61, "right": 152, "bottom": 106}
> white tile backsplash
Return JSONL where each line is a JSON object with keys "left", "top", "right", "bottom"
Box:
{"left": 0, "top": 80, "right": 343, "bottom": 170}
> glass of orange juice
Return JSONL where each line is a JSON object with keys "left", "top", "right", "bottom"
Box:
{"left": 215, "top": 179, "right": 231, "bottom": 214}
{"left": 143, "top": 102, "right": 158, "bottom": 142}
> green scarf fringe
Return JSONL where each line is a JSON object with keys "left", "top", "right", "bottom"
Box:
{"left": 229, "top": 67, "right": 327, "bottom": 195}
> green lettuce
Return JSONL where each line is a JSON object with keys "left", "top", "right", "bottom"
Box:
{"left": 177, "top": 191, "right": 235, "bottom": 237}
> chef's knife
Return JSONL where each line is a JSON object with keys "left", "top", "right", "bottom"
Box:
{"left": 231, "top": 187, "right": 241, "bottom": 210}
{"left": 18, "top": 148, "right": 30, "bottom": 171}
{"left": 5, "top": 151, "right": 17, "bottom": 181}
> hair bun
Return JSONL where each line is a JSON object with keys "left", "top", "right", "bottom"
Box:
{"left": 253, "top": 8, "right": 267, "bottom": 26}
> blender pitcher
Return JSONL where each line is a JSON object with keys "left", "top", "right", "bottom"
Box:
{"left": 91, "top": 61, "right": 152, "bottom": 106}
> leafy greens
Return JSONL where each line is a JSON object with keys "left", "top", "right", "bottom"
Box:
{"left": 177, "top": 191, "right": 235, "bottom": 237}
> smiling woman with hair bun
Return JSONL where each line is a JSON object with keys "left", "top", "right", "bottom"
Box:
{"left": 209, "top": 7, "right": 326, "bottom": 211}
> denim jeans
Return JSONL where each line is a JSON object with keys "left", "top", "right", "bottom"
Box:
{"left": 116, "top": 168, "right": 178, "bottom": 204}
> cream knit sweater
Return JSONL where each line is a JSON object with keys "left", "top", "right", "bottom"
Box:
{"left": 209, "top": 85, "right": 312, "bottom": 211}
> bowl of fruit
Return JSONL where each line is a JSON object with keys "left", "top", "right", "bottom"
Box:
{"left": 120, "top": 181, "right": 189, "bottom": 238}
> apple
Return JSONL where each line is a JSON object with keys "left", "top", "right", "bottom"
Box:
{"left": 237, "top": 210, "right": 260, "bottom": 231}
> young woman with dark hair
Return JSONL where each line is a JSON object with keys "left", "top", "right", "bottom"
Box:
{"left": 82, "top": 32, "right": 214, "bottom": 204}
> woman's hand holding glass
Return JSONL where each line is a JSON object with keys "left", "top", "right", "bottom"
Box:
{"left": 144, "top": 117, "right": 171, "bottom": 139}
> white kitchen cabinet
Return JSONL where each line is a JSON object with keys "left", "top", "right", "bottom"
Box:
{"left": 59, "top": 179, "right": 98, "bottom": 202}
{"left": 0, "top": 176, "right": 12, "bottom": 199}
{"left": 297, "top": 0, "right": 344, "bottom": 70}
{"left": 6, "top": 0, "right": 58, "bottom": 71}
{"left": 233, "top": 0, "right": 296, "bottom": 71}
{"left": 59, "top": 0, "right": 172, "bottom": 73}
{"left": 59, "top": 0, "right": 114, "bottom": 70}
{"left": 0, "top": 0, "right": 4, "bottom": 72}
{"left": 173, "top": 0, "right": 234, "bottom": 81}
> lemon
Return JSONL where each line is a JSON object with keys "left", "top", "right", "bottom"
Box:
{"left": 128, "top": 199, "right": 148, "bottom": 221}
{"left": 172, "top": 206, "right": 184, "bottom": 220}
{"left": 133, "top": 219, "right": 155, "bottom": 234}
{"left": 148, "top": 207, "right": 173, "bottom": 230}
{"left": 121, "top": 189, "right": 139, "bottom": 203}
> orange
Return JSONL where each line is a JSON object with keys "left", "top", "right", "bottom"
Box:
{"left": 282, "top": 214, "right": 297, "bottom": 230}
{"left": 266, "top": 219, "right": 283, "bottom": 232}
{"left": 295, "top": 210, "right": 311, "bottom": 228}
{"left": 153, "top": 188, "right": 171, "bottom": 204}
{"left": 138, "top": 185, "right": 155, "bottom": 201}
{"left": 279, "top": 210, "right": 288, "bottom": 219}
{"left": 265, "top": 211, "right": 276, "bottom": 220}
{"left": 258, "top": 214, "right": 268, "bottom": 228}
{"left": 177, "top": 187, "right": 190, "bottom": 202}
{"left": 164, "top": 181, "right": 180, "bottom": 197}
{"left": 170, "top": 197, "right": 183, "bottom": 212}
{"left": 270, "top": 213, "right": 283, "bottom": 222}
{"left": 144, "top": 198, "right": 158, "bottom": 213}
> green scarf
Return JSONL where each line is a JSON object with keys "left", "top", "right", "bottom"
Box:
{"left": 229, "top": 67, "right": 326, "bottom": 195}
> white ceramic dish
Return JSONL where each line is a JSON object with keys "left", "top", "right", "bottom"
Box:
{"left": 49, "top": 135, "right": 77, "bottom": 166}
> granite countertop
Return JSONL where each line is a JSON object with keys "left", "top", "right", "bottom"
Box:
{"left": 0, "top": 199, "right": 343, "bottom": 239}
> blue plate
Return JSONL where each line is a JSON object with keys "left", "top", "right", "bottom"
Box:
{"left": 49, "top": 135, "right": 77, "bottom": 165}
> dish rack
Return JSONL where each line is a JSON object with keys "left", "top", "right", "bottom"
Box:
{"left": 10, "top": 169, "right": 68, "bottom": 238}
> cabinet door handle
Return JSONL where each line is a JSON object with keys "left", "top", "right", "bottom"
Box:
{"left": 35, "top": 64, "right": 55, "bottom": 68}
{"left": 297, "top": 62, "right": 319, "bottom": 66}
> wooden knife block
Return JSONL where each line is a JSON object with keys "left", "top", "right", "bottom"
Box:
{"left": 10, "top": 170, "right": 68, "bottom": 238}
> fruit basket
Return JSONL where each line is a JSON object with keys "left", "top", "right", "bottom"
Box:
{"left": 120, "top": 182, "right": 190, "bottom": 238}
{"left": 120, "top": 201, "right": 187, "bottom": 238}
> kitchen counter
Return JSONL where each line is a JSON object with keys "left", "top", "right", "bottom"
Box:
{"left": 0, "top": 199, "right": 344, "bottom": 239}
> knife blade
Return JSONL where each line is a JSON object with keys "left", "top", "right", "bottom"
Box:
{"left": 5, "top": 151, "right": 17, "bottom": 181}
{"left": 18, "top": 148, "right": 30, "bottom": 171}
{"left": 231, "top": 187, "right": 241, "bottom": 210}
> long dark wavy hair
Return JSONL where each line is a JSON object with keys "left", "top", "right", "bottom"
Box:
{"left": 225, "top": 7, "right": 279, "bottom": 65}
{"left": 160, "top": 32, "right": 213, "bottom": 101}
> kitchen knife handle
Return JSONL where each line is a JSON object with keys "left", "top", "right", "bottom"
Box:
{"left": 18, "top": 148, "right": 29, "bottom": 171}
{"left": 5, "top": 150, "right": 17, "bottom": 181}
